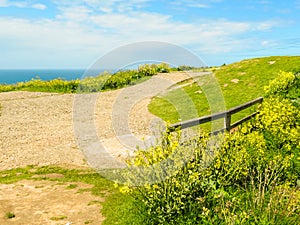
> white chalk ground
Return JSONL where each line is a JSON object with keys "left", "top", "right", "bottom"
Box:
{"left": 0, "top": 72, "right": 208, "bottom": 171}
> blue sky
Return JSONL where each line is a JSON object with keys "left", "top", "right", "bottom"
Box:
{"left": 0, "top": 0, "right": 300, "bottom": 68}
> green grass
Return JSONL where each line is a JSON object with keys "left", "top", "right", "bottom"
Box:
{"left": 0, "top": 165, "right": 141, "bottom": 224}
{"left": 6, "top": 212, "right": 16, "bottom": 219}
{"left": 149, "top": 56, "right": 300, "bottom": 129}
{"left": 50, "top": 215, "right": 68, "bottom": 221}
{"left": 102, "top": 191, "right": 144, "bottom": 225}
{"left": 216, "top": 56, "right": 300, "bottom": 105}
{"left": 66, "top": 183, "right": 78, "bottom": 189}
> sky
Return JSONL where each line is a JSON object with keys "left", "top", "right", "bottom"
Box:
{"left": 0, "top": 0, "right": 300, "bottom": 69}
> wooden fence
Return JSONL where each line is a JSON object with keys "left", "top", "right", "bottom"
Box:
{"left": 168, "top": 97, "right": 263, "bottom": 134}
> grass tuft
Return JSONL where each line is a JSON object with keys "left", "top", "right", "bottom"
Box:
{"left": 6, "top": 212, "right": 16, "bottom": 219}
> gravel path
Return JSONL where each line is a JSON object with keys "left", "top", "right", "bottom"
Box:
{"left": 0, "top": 72, "right": 197, "bottom": 171}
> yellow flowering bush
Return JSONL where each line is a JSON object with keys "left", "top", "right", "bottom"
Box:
{"left": 264, "top": 71, "right": 295, "bottom": 96}
{"left": 123, "top": 70, "right": 300, "bottom": 224}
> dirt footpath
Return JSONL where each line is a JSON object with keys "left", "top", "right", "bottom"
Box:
{"left": 0, "top": 72, "right": 191, "bottom": 171}
{"left": 0, "top": 91, "right": 86, "bottom": 171}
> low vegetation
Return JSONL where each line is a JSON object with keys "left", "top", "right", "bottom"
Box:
{"left": 6, "top": 212, "right": 16, "bottom": 219}
{"left": 0, "top": 166, "right": 113, "bottom": 191}
{"left": 50, "top": 215, "right": 68, "bottom": 221}
{"left": 0, "top": 63, "right": 171, "bottom": 93}
{"left": 121, "top": 70, "right": 300, "bottom": 224}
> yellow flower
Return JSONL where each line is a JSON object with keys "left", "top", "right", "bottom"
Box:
{"left": 120, "top": 186, "right": 131, "bottom": 194}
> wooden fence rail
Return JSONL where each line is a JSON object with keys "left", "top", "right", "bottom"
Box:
{"left": 168, "top": 97, "right": 263, "bottom": 134}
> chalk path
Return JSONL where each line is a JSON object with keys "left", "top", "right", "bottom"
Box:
{"left": 0, "top": 72, "right": 209, "bottom": 170}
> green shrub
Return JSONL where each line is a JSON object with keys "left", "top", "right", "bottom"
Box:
{"left": 138, "top": 63, "right": 171, "bottom": 76}
{"left": 0, "top": 78, "right": 80, "bottom": 93}
{"left": 177, "top": 65, "right": 195, "bottom": 71}
{"left": 123, "top": 70, "right": 300, "bottom": 224}
{"left": 264, "top": 71, "right": 295, "bottom": 96}
{"left": 138, "top": 64, "right": 158, "bottom": 76}
{"left": 0, "top": 63, "right": 171, "bottom": 93}
{"left": 0, "top": 85, "right": 16, "bottom": 92}
{"left": 122, "top": 132, "right": 211, "bottom": 224}
{"left": 157, "top": 63, "right": 171, "bottom": 73}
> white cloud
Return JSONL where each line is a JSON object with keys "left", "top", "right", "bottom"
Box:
{"left": 258, "top": 0, "right": 271, "bottom": 5}
{"left": 0, "top": 0, "right": 287, "bottom": 68}
{"left": 261, "top": 40, "right": 278, "bottom": 47}
{"left": 261, "top": 40, "right": 269, "bottom": 46}
{"left": 188, "top": 3, "right": 210, "bottom": 8}
{"left": 170, "top": 0, "right": 223, "bottom": 8}
{"left": 52, "top": 0, "right": 150, "bottom": 13}
{"left": 56, "top": 6, "right": 92, "bottom": 21}
{"left": 255, "top": 20, "right": 282, "bottom": 31}
{"left": 32, "top": 3, "right": 47, "bottom": 10}
{"left": 0, "top": 10, "right": 273, "bottom": 53}
{"left": 0, "top": 0, "right": 47, "bottom": 10}
{"left": 0, "top": 0, "right": 8, "bottom": 7}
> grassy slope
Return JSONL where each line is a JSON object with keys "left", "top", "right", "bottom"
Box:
{"left": 148, "top": 56, "right": 300, "bottom": 126}
{"left": 217, "top": 56, "right": 300, "bottom": 107}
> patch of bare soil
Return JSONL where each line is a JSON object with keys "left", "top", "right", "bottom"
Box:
{"left": 0, "top": 180, "right": 105, "bottom": 225}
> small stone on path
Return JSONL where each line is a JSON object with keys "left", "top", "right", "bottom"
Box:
{"left": 231, "top": 79, "right": 239, "bottom": 84}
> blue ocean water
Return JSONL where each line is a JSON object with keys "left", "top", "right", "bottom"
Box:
{"left": 0, "top": 69, "right": 104, "bottom": 84}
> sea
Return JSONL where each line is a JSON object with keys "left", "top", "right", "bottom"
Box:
{"left": 0, "top": 69, "right": 105, "bottom": 84}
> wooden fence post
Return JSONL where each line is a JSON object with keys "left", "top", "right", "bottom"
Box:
{"left": 225, "top": 111, "right": 231, "bottom": 131}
